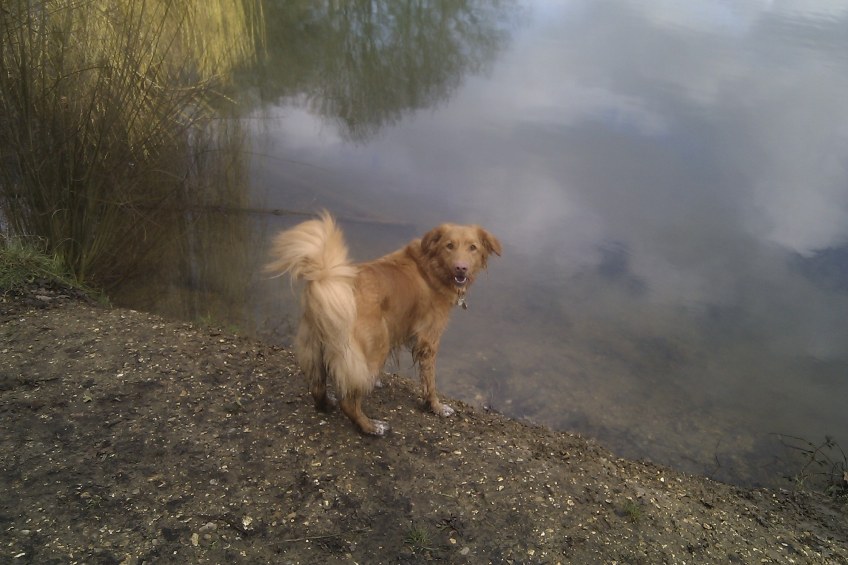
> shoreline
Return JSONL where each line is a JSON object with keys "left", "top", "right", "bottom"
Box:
{"left": 2, "top": 285, "right": 847, "bottom": 563}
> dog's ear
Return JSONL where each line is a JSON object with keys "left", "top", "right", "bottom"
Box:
{"left": 477, "top": 227, "right": 502, "bottom": 257}
{"left": 421, "top": 225, "right": 446, "bottom": 255}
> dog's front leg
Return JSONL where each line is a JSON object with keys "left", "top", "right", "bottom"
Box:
{"left": 416, "top": 343, "right": 455, "bottom": 417}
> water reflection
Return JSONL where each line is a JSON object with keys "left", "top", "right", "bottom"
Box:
{"left": 237, "top": 0, "right": 518, "bottom": 141}
{"left": 117, "top": 0, "right": 520, "bottom": 327}
{"left": 114, "top": 117, "right": 261, "bottom": 330}
{"left": 116, "top": 1, "right": 848, "bottom": 487}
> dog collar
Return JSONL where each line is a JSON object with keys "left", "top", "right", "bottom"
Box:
{"left": 456, "top": 292, "right": 468, "bottom": 310}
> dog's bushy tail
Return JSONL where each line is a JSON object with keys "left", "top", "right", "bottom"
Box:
{"left": 265, "top": 212, "right": 371, "bottom": 397}
{"left": 265, "top": 211, "right": 354, "bottom": 282}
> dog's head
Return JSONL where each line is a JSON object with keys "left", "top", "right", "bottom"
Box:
{"left": 420, "top": 224, "right": 502, "bottom": 290}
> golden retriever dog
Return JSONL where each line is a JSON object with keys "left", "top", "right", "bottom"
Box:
{"left": 265, "top": 212, "right": 501, "bottom": 436}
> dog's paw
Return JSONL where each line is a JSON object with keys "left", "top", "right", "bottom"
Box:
{"left": 314, "top": 392, "right": 338, "bottom": 412}
{"left": 367, "top": 419, "right": 391, "bottom": 436}
{"left": 435, "top": 403, "right": 455, "bottom": 418}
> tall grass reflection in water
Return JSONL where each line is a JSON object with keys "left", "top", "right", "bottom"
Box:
{"left": 0, "top": 0, "right": 260, "bottom": 287}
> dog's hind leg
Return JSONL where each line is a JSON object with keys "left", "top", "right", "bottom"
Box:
{"left": 327, "top": 335, "right": 389, "bottom": 436}
{"left": 340, "top": 391, "right": 390, "bottom": 436}
{"left": 295, "top": 321, "right": 336, "bottom": 411}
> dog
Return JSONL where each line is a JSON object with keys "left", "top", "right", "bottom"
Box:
{"left": 265, "top": 211, "right": 501, "bottom": 435}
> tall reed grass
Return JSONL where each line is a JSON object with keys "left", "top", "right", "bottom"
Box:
{"left": 0, "top": 0, "right": 261, "bottom": 287}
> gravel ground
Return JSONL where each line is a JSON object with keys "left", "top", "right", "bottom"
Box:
{"left": 1, "top": 284, "right": 847, "bottom": 564}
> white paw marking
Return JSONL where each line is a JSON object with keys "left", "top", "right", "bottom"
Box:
{"left": 370, "top": 420, "right": 390, "bottom": 436}
{"left": 437, "top": 404, "right": 455, "bottom": 417}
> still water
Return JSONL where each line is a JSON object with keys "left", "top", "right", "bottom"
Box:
{"left": 117, "top": 1, "right": 848, "bottom": 486}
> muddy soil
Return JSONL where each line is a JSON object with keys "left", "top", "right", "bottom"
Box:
{"left": 1, "top": 283, "right": 847, "bottom": 564}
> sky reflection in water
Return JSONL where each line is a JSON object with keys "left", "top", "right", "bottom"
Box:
{"left": 241, "top": 1, "right": 848, "bottom": 485}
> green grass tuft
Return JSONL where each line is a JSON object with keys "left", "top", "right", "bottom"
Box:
{"left": 622, "top": 499, "right": 642, "bottom": 524}
{"left": 0, "top": 235, "right": 90, "bottom": 296}
{"left": 404, "top": 521, "right": 436, "bottom": 553}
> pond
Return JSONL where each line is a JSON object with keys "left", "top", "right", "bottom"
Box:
{"left": 115, "top": 0, "right": 848, "bottom": 487}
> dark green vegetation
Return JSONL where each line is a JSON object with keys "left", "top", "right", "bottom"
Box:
{"left": 0, "top": 236, "right": 72, "bottom": 292}
{"left": 0, "top": 0, "right": 258, "bottom": 287}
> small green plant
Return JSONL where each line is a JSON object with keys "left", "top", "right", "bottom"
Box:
{"left": 0, "top": 236, "right": 73, "bottom": 292}
{"left": 404, "top": 521, "right": 435, "bottom": 553}
{"left": 777, "top": 434, "right": 848, "bottom": 499}
{"left": 621, "top": 499, "right": 642, "bottom": 524}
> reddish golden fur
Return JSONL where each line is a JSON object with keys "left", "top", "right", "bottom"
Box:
{"left": 265, "top": 212, "right": 501, "bottom": 435}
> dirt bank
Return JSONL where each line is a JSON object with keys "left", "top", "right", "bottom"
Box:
{"left": 1, "top": 284, "right": 847, "bottom": 564}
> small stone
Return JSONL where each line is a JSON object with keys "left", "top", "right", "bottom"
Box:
{"left": 190, "top": 533, "right": 199, "bottom": 546}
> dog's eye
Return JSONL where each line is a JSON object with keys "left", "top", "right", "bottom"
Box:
{"left": 469, "top": 244, "right": 478, "bottom": 252}
{"left": 446, "top": 242, "right": 455, "bottom": 250}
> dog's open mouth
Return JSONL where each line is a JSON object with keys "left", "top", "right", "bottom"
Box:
{"left": 453, "top": 275, "right": 468, "bottom": 287}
